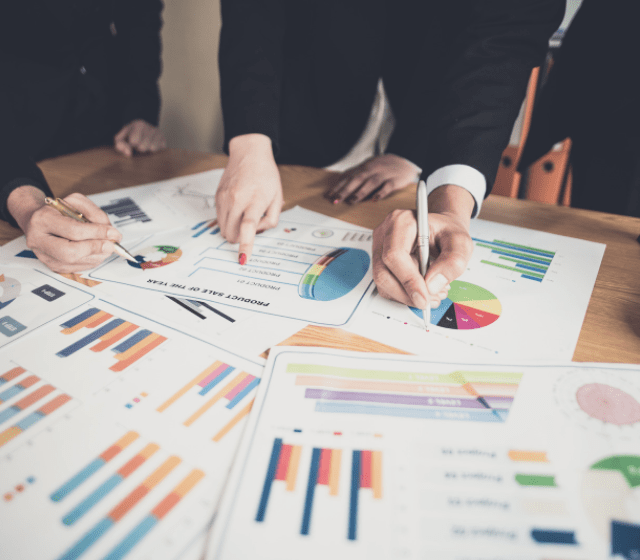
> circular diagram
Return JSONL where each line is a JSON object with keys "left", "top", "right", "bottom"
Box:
{"left": 127, "top": 245, "right": 183, "bottom": 270}
{"left": 581, "top": 455, "right": 640, "bottom": 540}
{"left": 576, "top": 383, "right": 640, "bottom": 426}
{"left": 554, "top": 368, "right": 640, "bottom": 438}
{"left": 0, "top": 274, "right": 21, "bottom": 310}
{"left": 298, "top": 247, "right": 369, "bottom": 301}
{"left": 410, "top": 280, "right": 501, "bottom": 329}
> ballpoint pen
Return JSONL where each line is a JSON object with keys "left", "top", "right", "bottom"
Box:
{"left": 416, "top": 180, "right": 430, "bottom": 331}
{"left": 44, "top": 197, "right": 138, "bottom": 263}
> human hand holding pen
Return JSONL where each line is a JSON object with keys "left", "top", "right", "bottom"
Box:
{"left": 371, "top": 184, "right": 475, "bottom": 314}
{"left": 7, "top": 187, "right": 127, "bottom": 273}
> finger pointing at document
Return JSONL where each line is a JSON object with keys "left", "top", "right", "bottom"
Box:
{"left": 215, "top": 134, "right": 284, "bottom": 265}
{"left": 372, "top": 184, "right": 475, "bottom": 312}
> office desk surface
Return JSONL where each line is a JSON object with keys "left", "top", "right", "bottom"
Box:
{"left": 1, "top": 147, "right": 639, "bottom": 363}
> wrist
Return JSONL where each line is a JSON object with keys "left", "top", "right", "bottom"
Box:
{"left": 427, "top": 184, "right": 474, "bottom": 226}
{"left": 7, "top": 185, "right": 47, "bottom": 231}
{"left": 229, "top": 134, "right": 274, "bottom": 160}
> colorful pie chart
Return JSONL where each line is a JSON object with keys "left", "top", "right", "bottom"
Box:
{"left": 411, "top": 280, "right": 501, "bottom": 330}
{"left": 299, "top": 247, "right": 370, "bottom": 301}
{"left": 128, "top": 245, "right": 183, "bottom": 270}
{"left": 0, "top": 274, "right": 21, "bottom": 310}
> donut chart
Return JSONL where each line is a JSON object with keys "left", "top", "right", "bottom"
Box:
{"left": 0, "top": 274, "right": 21, "bottom": 310}
{"left": 411, "top": 280, "right": 501, "bottom": 330}
{"left": 576, "top": 383, "right": 640, "bottom": 426}
{"left": 128, "top": 245, "right": 183, "bottom": 270}
{"left": 298, "top": 247, "right": 370, "bottom": 301}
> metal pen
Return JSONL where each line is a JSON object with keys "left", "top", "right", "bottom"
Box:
{"left": 416, "top": 180, "right": 431, "bottom": 331}
{"left": 44, "top": 197, "right": 137, "bottom": 263}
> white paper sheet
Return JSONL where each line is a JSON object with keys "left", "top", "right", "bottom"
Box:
{"left": 347, "top": 219, "right": 606, "bottom": 360}
{"left": 88, "top": 216, "right": 374, "bottom": 326}
{"left": 0, "top": 297, "right": 263, "bottom": 560}
{"left": 208, "top": 347, "right": 640, "bottom": 560}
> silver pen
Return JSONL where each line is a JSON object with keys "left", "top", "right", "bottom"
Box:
{"left": 416, "top": 180, "right": 431, "bottom": 331}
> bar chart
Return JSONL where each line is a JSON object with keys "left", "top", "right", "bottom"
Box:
{"left": 288, "top": 363, "right": 522, "bottom": 423}
{"left": 0, "top": 365, "right": 72, "bottom": 448}
{"left": 472, "top": 237, "right": 556, "bottom": 283}
{"left": 256, "top": 438, "right": 382, "bottom": 541}
{"left": 100, "top": 197, "right": 152, "bottom": 227}
{"left": 42, "top": 430, "right": 207, "bottom": 560}
{"left": 56, "top": 307, "right": 167, "bottom": 372}
{"left": 191, "top": 219, "right": 220, "bottom": 238}
{"left": 156, "top": 359, "right": 260, "bottom": 441}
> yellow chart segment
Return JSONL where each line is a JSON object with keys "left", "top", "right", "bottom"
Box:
{"left": 461, "top": 299, "right": 503, "bottom": 315}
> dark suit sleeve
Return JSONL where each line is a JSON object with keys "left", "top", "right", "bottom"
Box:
{"left": 0, "top": 56, "right": 53, "bottom": 228}
{"left": 112, "top": 0, "right": 163, "bottom": 127}
{"left": 386, "top": 0, "right": 564, "bottom": 196}
{"left": 218, "top": 0, "right": 286, "bottom": 154}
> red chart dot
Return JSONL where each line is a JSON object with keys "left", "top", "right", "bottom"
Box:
{"left": 576, "top": 383, "right": 640, "bottom": 426}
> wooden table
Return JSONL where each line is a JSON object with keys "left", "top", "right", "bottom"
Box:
{"left": 2, "top": 147, "right": 639, "bottom": 363}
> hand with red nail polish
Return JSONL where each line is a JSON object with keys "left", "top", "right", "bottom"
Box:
{"left": 325, "top": 154, "right": 420, "bottom": 205}
{"left": 216, "top": 134, "right": 284, "bottom": 264}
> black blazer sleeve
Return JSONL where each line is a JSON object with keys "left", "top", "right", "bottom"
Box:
{"left": 112, "top": 0, "right": 164, "bottom": 127}
{"left": 218, "top": 0, "right": 286, "bottom": 154}
{"left": 0, "top": 54, "right": 54, "bottom": 228}
{"left": 385, "top": 0, "right": 564, "bottom": 195}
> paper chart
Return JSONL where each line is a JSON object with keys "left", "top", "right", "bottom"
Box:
{"left": 347, "top": 219, "right": 605, "bottom": 361}
{"left": 0, "top": 294, "right": 264, "bottom": 560}
{"left": 0, "top": 266, "right": 94, "bottom": 348}
{"left": 89, "top": 218, "right": 374, "bottom": 326}
{"left": 208, "top": 347, "right": 640, "bottom": 560}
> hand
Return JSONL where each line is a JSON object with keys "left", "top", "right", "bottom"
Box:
{"left": 114, "top": 119, "right": 167, "bottom": 157}
{"left": 372, "top": 185, "right": 475, "bottom": 309}
{"left": 325, "top": 154, "right": 420, "bottom": 204}
{"left": 216, "top": 134, "right": 283, "bottom": 263}
{"left": 7, "top": 186, "right": 122, "bottom": 273}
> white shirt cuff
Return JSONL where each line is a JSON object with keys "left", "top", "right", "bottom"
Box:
{"left": 425, "top": 164, "right": 486, "bottom": 217}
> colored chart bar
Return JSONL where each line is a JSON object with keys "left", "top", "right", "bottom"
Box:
{"left": 516, "top": 474, "right": 557, "bottom": 487}
{"left": 91, "top": 322, "right": 139, "bottom": 352}
{"left": 256, "top": 438, "right": 283, "bottom": 522}
{"left": 63, "top": 443, "right": 159, "bottom": 525}
{"left": 530, "top": 528, "right": 577, "bottom": 544}
{"left": 0, "top": 394, "right": 71, "bottom": 448}
{"left": 57, "top": 319, "right": 125, "bottom": 357}
{"left": 57, "top": 456, "right": 181, "bottom": 560}
{"left": 305, "top": 388, "right": 490, "bottom": 409}
{"left": 227, "top": 377, "right": 259, "bottom": 408}
{"left": 110, "top": 333, "right": 167, "bottom": 372}
{"left": 348, "top": 449, "right": 382, "bottom": 540}
{"left": 474, "top": 238, "right": 555, "bottom": 258}
{"left": 213, "top": 399, "right": 255, "bottom": 442}
{"left": 349, "top": 450, "right": 361, "bottom": 540}
{"left": 60, "top": 308, "right": 101, "bottom": 331}
{"left": 51, "top": 431, "right": 139, "bottom": 502}
{"left": 157, "top": 361, "right": 223, "bottom": 412}
{"left": 192, "top": 220, "right": 219, "bottom": 238}
{"left": 0, "top": 384, "right": 55, "bottom": 425}
{"left": 102, "top": 469, "right": 205, "bottom": 560}
{"left": 0, "top": 374, "right": 39, "bottom": 404}
{"left": 0, "top": 367, "right": 26, "bottom": 385}
{"left": 301, "top": 448, "right": 321, "bottom": 535}
{"left": 315, "top": 401, "right": 504, "bottom": 422}
{"left": 199, "top": 363, "right": 235, "bottom": 395}
{"left": 184, "top": 371, "right": 252, "bottom": 426}
{"left": 113, "top": 329, "right": 152, "bottom": 353}
{"left": 508, "top": 450, "right": 548, "bottom": 462}
{"left": 473, "top": 237, "right": 555, "bottom": 282}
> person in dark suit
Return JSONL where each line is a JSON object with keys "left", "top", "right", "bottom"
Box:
{"left": 1, "top": 0, "right": 165, "bottom": 272}
{"left": 215, "top": 0, "right": 564, "bottom": 309}
{"left": 520, "top": 0, "right": 640, "bottom": 218}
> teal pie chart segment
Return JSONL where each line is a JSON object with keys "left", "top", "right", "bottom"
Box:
{"left": 298, "top": 248, "right": 370, "bottom": 301}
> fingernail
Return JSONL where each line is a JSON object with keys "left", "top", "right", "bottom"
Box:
{"left": 427, "top": 274, "right": 448, "bottom": 295}
{"left": 107, "top": 228, "right": 120, "bottom": 241}
{"left": 239, "top": 253, "right": 247, "bottom": 265}
{"left": 256, "top": 230, "right": 265, "bottom": 235}
{"left": 411, "top": 292, "right": 427, "bottom": 310}
{"left": 102, "top": 241, "right": 113, "bottom": 253}
{"left": 332, "top": 197, "right": 340, "bottom": 205}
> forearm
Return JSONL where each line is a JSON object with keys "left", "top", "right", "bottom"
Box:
{"left": 428, "top": 184, "right": 475, "bottom": 225}
{"left": 6, "top": 185, "right": 47, "bottom": 232}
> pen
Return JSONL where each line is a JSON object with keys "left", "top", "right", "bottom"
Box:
{"left": 44, "top": 197, "right": 138, "bottom": 263}
{"left": 416, "top": 180, "right": 430, "bottom": 331}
